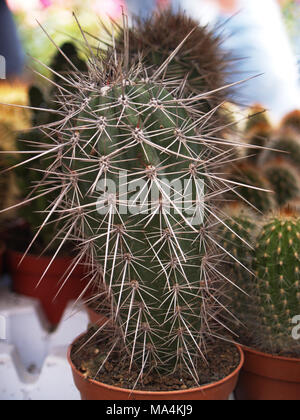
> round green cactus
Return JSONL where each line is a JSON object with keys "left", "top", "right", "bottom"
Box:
{"left": 251, "top": 211, "right": 300, "bottom": 356}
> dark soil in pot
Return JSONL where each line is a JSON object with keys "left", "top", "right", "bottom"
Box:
{"left": 71, "top": 329, "right": 241, "bottom": 392}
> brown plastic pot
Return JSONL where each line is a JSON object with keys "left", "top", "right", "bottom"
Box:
{"left": 7, "top": 249, "right": 88, "bottom": 326}
{"left": 235, "top": 346, "right": 300, "bottom": 400}
{"left": 68, "top": 335, "right": 244, "bottom": 400}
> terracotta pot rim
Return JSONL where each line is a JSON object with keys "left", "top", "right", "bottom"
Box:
{"left": 241, "top": 345, "right": 300, "bottom": 363}
{"left": 68, "top": 334, "right": 244, "bottom": 396}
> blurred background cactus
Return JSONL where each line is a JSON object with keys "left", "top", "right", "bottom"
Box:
{"left": 225, "top": 105, "right": 300, "bottom": 214}
{"left": 221, "top": 205, "right": 300, "bottom": 358}
{"left": 225, "top": 163, "right": 275, "bottom": 213}
{"left": 251, "top": 210, "right": 300, "bottom": 356}
{"left": 219, "top": 203, "right": 256, "bottom": 330}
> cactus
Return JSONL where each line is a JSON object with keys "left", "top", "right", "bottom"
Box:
{"left": 15, "top": 85, "right": 61, "bottom": 250}
{"left": 116, "top": 10, "right": 231, "bottom": 129}
{"left": 219, "top": 203, "right": 256, "bottom": 328}
{"left": 226, "top": 163, "right": 275, "bottom": 213}
{"left": 250, "top": 210, "right": 300, "bottom": 356}
{"left": 8, "top": 21, "right": 254, "bottom": 385}
{"left": 245, "top": 104, "right": 271, "bottom": 133}
{"left": 244, "top": 122, "right": 272, "bottom": 163}
{"left": 286, "top": 198, "right": 300, "bottom": 212}
{"left": 281, "top": 109, "right": 300, "bottom": 133}
{"left": 263, "top": 159, "right": 300, "bottom": 208}
{"left": 259, "top": 130, "right": 300, "bottom": 168}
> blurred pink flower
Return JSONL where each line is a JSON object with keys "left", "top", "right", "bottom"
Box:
{"left": 40, "top": 0, "right": 52, "bottom": 8}
{"left": 92, "top": 0, "right": 126, "bottom": 18}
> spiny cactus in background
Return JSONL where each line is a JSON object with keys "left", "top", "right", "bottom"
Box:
{"left": 259, "top": 130, "right": 300, "bottom": 169}
{"left": 264, "top": 159, "right": 300, "bottom": 208}
{"left": 218, "top": 203, "right": 256, "bottom": 327}
{"left": 50, "top": 42, "right": 87, "bottom": 95}
{"left": 250, "top": 211, "right": 300, "bottom": 356}
{"left": 115, "top": 10, "right": 231, "bottom": 130}
{"left": 286, "top": 197, "right": 300, "bottom": 212}
{"left": 15, "top": 85, "right": 62, "bottom": 251}
{"left": 244, "top": 122, "right": 272, "bottom": 163}
{"left": 281, "top": 109, "right": 300, "bottom": 133}
{"left": 245, "top": 104, "right": 271, "bottom": 133}
{"left": 10, "top": 22, "right": 253, "bottom": 384}
{"left": 226, "top": 163, "right": 275, "bottom": 213}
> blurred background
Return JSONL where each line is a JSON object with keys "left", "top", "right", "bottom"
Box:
{"left": 1, "top": 0, "right": 300, "bottom": 118}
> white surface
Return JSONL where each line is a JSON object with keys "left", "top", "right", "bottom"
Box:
{"left": 0, "top": 285, "right": 89, "bottom": 400}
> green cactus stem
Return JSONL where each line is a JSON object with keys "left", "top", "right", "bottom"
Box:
{"left": 251, "top": 210, "right": 300, "bottom": 357}
{"left": 226, "top": 163, "right": 275, "bottom": 213}
{"left": 263, "top": 158, "right": 300, "bottom": 208}
{"left": 9, "top": 21, "right": 251, "bottom": 385}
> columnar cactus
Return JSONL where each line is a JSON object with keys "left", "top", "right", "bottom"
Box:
{"left": 245, "top": 104, "right": 271, "bottom": 133}
{"left": 281, "top": 109, "right": 300, "bottom": 133}
{"left": 219, "top": 203, "right": 256, "bottom": 326}
{"left": 226, "top": 163, "right": 275, "bottom": 213}
{"left": 244, "top": 122, "right": 272, "bottom": 163}
{"left": 251, "top": 211, "right": 300, "bottom": 356}
{"left": 263, "top": 159, "right": 300, "bottom": 208}
{"left": 259, "top": 131, "right": 300, "bottom": 168}
{"left": 10, "top": 24, "right": 252, "bottom": 383}
{"left": 15, "top": 86, "right": 61, "bottom": 248}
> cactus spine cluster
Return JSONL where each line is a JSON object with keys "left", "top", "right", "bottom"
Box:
{"left": 251, "top": 211, "right": 300, "bottom": 356}
{"left": 9, "top": 17, "right": 253, "bottom": 384}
